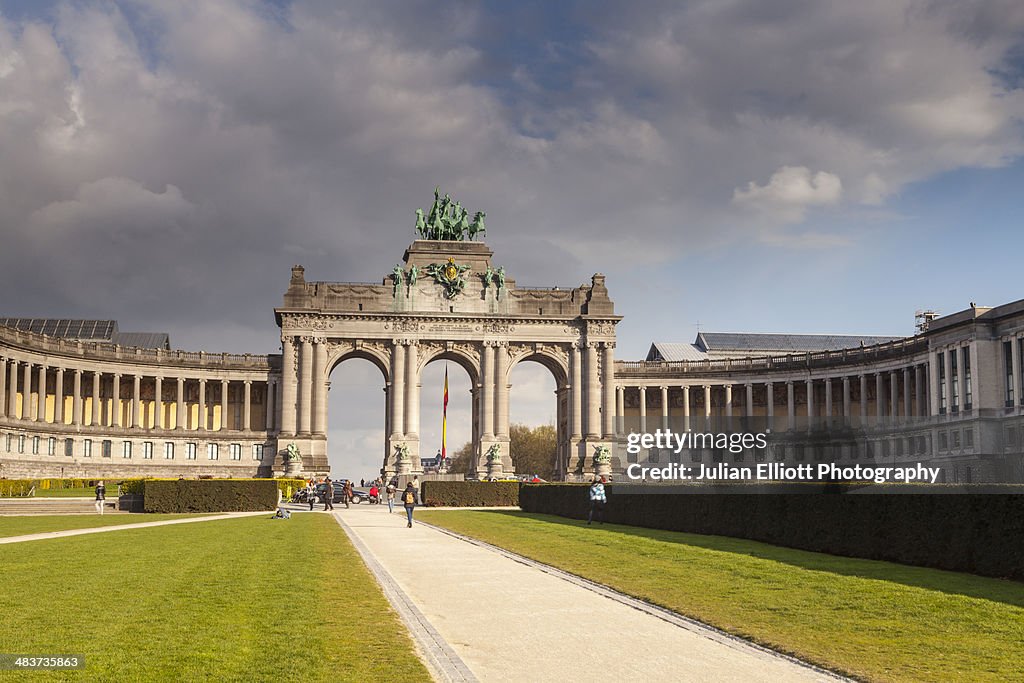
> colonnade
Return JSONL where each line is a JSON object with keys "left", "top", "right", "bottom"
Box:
{"left": 615, "top": 361, "right": 942, "bottom": 433}
{"left": 0, "top": 355, "right": 274, "bottom": 433}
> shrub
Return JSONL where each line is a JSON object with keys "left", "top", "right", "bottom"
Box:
{"left": 421, "top": 481, "right": 520, "bottom": 507}
{"left": 519, "top": 483, "right": 1024, "bottom": 581}
{"left": 142, "top": 479, "right": 280, "bottom": 513}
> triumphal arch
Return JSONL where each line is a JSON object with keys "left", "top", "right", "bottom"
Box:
{"left": 274, "top": 190, "right": 620, "bottom": 478}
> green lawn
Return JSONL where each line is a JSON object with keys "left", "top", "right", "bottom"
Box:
{"left": 418, "top": 510, "right": 1024, "bottom": 683}
{"left": 0, "top": 513, "right": 430, "bottom": 682}
{"left": 0, "top": 514, "right": 215, "bottom": 538}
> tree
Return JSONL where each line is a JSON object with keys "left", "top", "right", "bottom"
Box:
{"left": 445, "top": 440, "right": 476, "bottom": 475}
{"left": 509, "top": 423, "right": 557, "bottom": 479}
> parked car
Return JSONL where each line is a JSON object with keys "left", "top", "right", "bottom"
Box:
{"left": 314, "top": 480, "right": 350, "bottom": 504}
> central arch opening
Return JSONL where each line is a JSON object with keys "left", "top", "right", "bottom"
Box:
{"left": 417, "top": 358, "right": 473, "bottom": 473}
{"left": 327, "top": 355, "right": 387, "bottom": 484}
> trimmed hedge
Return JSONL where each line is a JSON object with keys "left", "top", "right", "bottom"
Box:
{"left": 519, "top": 484, "right": 1024, "bottom": 581}
{"left": 142, "top": 479, "right": 280, "bottom": 513}
{"left": 421, "top": 481, "right": 520, "bottom": 507}
{"left": 0, "top": 478, "right": 145, "bottom": 497}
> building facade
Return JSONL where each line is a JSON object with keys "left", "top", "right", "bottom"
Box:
{"left": 2, "top": 237, "right": 1023, "bottom": 483}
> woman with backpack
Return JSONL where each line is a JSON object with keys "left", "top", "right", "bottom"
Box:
{"left": 385, "top": 482, "right": 397, "bottom": 513}
{"left": 401, "top": 482, "right": 418, "bottom": 528}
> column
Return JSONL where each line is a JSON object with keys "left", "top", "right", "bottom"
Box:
{"left": 602, "top": 342, "right": 616, "bottom": 438}
{"left": 154, "top": 376, "right": 163, "bottom": 430}
{"left": 786, "top": 381, "right": 795, "bottom": 430}
{"left": 928, "top": 351, "right": 941, "bottom": 416}
{"left": 968, "top": 344, "right": 980, "bottom": 412}
{"left": 765, "top": 382, "right": 774, "bottom": 429}
{"left": 266, "top": 379, "right": 276, "bottom": 431}
{"left": 111, "top": 373, "right": 120, "bottom": 427}
{"left": 404, "top": 342, "right": 419, "bottom": 438}
{"left": 132, "top": 374, "right": 141, "bottom": 428}
{"left": 703, "top": 385, "right": 712, "bottom": 430}
{"left": 0, "top": 357, "right": 6, "bottom": 418}
{"left": 23, "top": 361, "right": 32, "bottom": 420}
{"left": 860, "top": 374, "right": 868, "bottom": 421}
{"left": 243, "top": 380, "right": 252, "bottom": 432}
{"left": 876, "top": 373, "right": 885, "bottom": 419}
{"left": 824, "top": 378, "right": 833, "bottom": 425}
{"left": 299, "top": 337, "right": 312, "bottom": 434}
{"left": 890, "top": 370, "right": 899, "bottom": 423}
{"left": 495, "top": 342, "right": 509, "bottom": 438}
{"left": 903, "top": 367, "right": 912, "bottom": 421}
{"left": 1011, "top": 335, "right": 1019, "bottom": 405}
{"left": 8, "top": 360, "right": 18, "bottom": 419}
{"left": 806, "top": 379, "right": 815, "bottom": 419}
{"left": 842, "top": 376, "right": 851, "bottom": 421}
{"left": 724, "top": 384, "right": 733, "bottom": 419}
{"left": 91, "top": 371, "right": 101, "bottom": 426}
{"left": 313, "top": 340, "right": 328, "bottom": 436}
{"left": 585, "top": 342, "right": 600, "bottom": 438}
{"left": 176, "top": 377, "right": 185, "bottom": 430}
{"left": 198, "top": 379, "right": 207, "bottom": 430}
{"left": 281, "top": 337, "right": 297, "bottom": 434}
{"left": 638, "top": 385, "right": 647, "bottom": 433}
{"left": 914, "top": 365, "right": 923, "bottom": 417}
{"left": 745, "top": 383, "right": 753, "bottom": 418}
{"left": 54, "top": 367, "right": 64, "bottom": 425}
{"left": 615, "top": 385, "right": 625, "bottom": 435}
{"left": 36, "top": 364, "right": 46, "bottom": 422}
{"left": 391, "top": 340, "right": 407, "bottom": 439}
{"left": 944, "top": 350, "right": 955, "bottom": 412}
{"left": 660, "top": 385, "right": 669, "bottom": 429}
{"left": 220, "top": 379, "right": 229, "bottom": 430}
{"left": 570, "top": 343, "right": 582, "bottom": 438}
{"left": 73, "top": 369, "right": 82, "bottom": 426}
{"left": 681, "top": 385, "right": 691, "bottom": 432}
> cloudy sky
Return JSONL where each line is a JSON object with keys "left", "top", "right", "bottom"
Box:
{"left": 2, "top": 1, "right": 1023, "bottom": 478}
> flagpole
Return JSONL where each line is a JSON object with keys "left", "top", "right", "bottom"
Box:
{"left": 442, "top": 363, "right": 449, "bottom": 463}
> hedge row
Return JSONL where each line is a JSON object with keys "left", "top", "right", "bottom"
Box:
{"left": 0, "top": 478, "right": 145, "bottom": 497}
{"left": 519, "top": 484, "right": 1024, "bottom": 581}
{"left": 421, "top": 481, "right": 520, "bottom": 507}
{"left": 142, "top": 479, "right": 280, "bottom": 513}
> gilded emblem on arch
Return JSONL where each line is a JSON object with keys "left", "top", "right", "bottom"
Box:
{"left": 425, "top": 257, "right": 471, "bottom": 299}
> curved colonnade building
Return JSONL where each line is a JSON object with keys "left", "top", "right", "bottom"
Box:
{"left": 0, "top": 321, "right": 279, "bottom": 479}
{"left": 2, "top": 241, "right": 1023, "bottom": 483}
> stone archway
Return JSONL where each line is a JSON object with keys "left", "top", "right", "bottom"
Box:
{"left": 273, "top": 229, "right": 620, "bottom": 480}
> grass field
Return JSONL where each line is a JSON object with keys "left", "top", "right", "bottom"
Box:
{"left": 0, "top": 513, "right": 430, "bottom": 681}
{"left": 0, "top": 514, "right": 216, "bottom": 538}
{"left": 418, "top": 510, "right": 1024, "bottom": 683}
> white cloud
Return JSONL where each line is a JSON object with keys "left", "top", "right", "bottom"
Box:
{"left": 733, "top": 166, "right": 843, "bottom": 223}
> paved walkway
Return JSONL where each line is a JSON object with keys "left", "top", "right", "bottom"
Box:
{"left": 0, "top": 511, "right": 269, "bottom": 545}
{"left": 334, "top": 504, "right": 844, "bottom": 683}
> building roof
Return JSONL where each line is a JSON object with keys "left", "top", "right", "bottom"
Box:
{"left": 646, "top": 342, "right": 709, "bottom": 362}
{"left": 696, "top": 332, "right": 901, "bottom": 354}
{"left": 0, "top": 318, "right": 170, "bottom": 350}
{"left": 647, "top": 332, "right": 903, "bottom": 362}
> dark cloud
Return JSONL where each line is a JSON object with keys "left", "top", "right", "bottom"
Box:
{"left": 0, "top": 0, "right": 1022, "bottom": 354}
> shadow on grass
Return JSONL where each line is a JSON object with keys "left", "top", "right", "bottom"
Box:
{"left": 456, "top": 510, "right": 1024, "bottom": 609}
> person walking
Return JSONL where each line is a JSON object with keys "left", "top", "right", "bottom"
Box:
{"left": 343, "top": 479, "right": 354, "bottom": 509}
{"left": 385, "top": 481, "right": 396, "bottom": 513}
{"left": 323, "top": 478, "right": 335, "bottom": 511}
{"left": 94, "top": 480, "right": 106, "bottom": 515}
{"left": 587, "top": 478, "right": 606, "bottom": 525}
{"left": 307, "top": 481, "right": 317, "bottom": 511}
{"left": 401, "top": 482, "right": 418, "bottom": 528}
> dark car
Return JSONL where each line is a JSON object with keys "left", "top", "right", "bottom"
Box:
{"left": 315, "top": 480, "right": 366, "bottom": 504}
